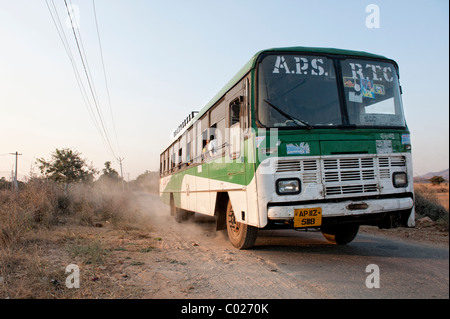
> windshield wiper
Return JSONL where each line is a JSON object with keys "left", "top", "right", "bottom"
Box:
{"left": 264, "top": 99, "right": 313, "bottom": 129}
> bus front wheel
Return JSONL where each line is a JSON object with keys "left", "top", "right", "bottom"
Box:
{"left": 321, "top": 224, "right": 359, "bottom": 245}
{"left": 226, "top": 200, "right": 258, "bottom": 249}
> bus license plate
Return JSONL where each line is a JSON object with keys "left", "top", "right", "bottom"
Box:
{"left": 294, "top": 208, "right": 322, "bottom": 228}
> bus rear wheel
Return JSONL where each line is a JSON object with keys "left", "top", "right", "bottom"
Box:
{"left": 321, "top": 224, "right": 359, "bottom": 245}
{"left": 170, "top": 195, "right": 189, "bottom": 223}
{"left": 174, "top": 207, "right": 188, "bottom": 223}
{"left": 226, "top": 200, "right": 258, "bottom": 249}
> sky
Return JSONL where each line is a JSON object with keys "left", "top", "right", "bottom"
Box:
{"left": 0, "top": 0, "right": 448, "bottom": 181}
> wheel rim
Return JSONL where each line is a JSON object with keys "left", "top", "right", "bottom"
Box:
{"left": 227, "top": 206, "right": 241, "bottom": 238}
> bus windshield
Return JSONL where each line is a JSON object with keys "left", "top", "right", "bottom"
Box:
{"left": 257, "top": 53, "right": 406, "bottom": 128}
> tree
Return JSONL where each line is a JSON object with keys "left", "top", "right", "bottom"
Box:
{"left": 430, "top": 175, "right": 445, "bottom": 186}
{"left": 36, "top": 148, "right": 97, "bottom": 184}
{"left": 0, "top": 176, "right": 9, "bottom": 190}
{"left": 133, "top": 170, "right": 159, "bottom": 193}
{"left": 97, "top": 161, "right": 120, "bottom": 184}
{"left": 102, "top": 161, "right": 119, "bottom": 179}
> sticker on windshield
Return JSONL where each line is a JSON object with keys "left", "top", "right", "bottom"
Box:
{"left": 361, "top": 79, "right": 375, "bottom": 99}
{"left": 349, "top": 91, "right": 363, "bottom": 103}
{"left": 343, "top": 77, "right": 356, "bottom": 88}
{"left": 374, "top": 84, "right": 385, "bottom": 95}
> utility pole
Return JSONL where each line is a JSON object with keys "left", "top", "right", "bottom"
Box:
{"left": 117, "top": 157, "right": 125, "bottom": 191}
{"left": 10, "top": 151, "right": 22, "bottom": 191}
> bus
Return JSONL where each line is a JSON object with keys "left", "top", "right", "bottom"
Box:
{"left": 159, "top": 46, "right": 415, "bottom": 249}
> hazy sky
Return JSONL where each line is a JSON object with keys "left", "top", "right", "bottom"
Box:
{"left": 0, "top": 0, "right": 448, "bottom": 180}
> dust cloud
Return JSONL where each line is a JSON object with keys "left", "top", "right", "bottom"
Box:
{"left": 133, "top": 191, "right": 225, "bottom": 242}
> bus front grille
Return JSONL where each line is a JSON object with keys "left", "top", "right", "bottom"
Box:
{"left": 276, "top": 159, "right": 319, "bottom": 183}
{"left": 275, "top": 155, "right": 406, "bottom": 197}
{"left": 323, "top": 157, "right": 375, "bottom": 182}
{"left": 325, "top": 184, "right": 378, "bottom": 196}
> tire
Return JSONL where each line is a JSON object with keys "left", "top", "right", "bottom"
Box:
{"left": 226, "top": 200, "right": 258, "bottom": 249}
{"left": 170, "top": 195, "right": 175, "bottom": 216}
{"left": 321, "top": 224, "right": 359, "bottom": 245}
{"left": 174, "top": 207, "right": 188, "bottom": 223}
{"left": 171, "top": 195, "right": 188, "bottom": 223}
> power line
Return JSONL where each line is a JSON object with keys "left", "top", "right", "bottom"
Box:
{"left": 46, "top": 0, "right": 102, "bottom": 134}
{"left": 51, "top": 0, "right": 102, "bottom": 133}
{"left": 68, "top": 0, "right": 102, "bottom": 108}
{"left": 45, "top": 0, "right": 123, "bottom": 164}
{"left": 92, "top": 0, "right": 123, "bottom": 158}
{"left": 63, "top": 0, "right": 118, "bottom": 160}
{"left": 45, "top": 0, "right": 113, "bottom": 157}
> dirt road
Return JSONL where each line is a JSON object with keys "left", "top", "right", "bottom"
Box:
{"left": 128, "top": 192, "right": 448, "bottom": 299}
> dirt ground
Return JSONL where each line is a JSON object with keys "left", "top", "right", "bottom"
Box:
{"left": 1, "top": 192, "right": 448, "bottom": 299}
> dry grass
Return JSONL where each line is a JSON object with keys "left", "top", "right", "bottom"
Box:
{"left": 0, "top": 179, "right": 147, "bottom": 298}
{"left": 414, "top": 182, "right": 449, "bottom": 211}
{"left": 414, "top": 182, "right": 449, "bottom": 230}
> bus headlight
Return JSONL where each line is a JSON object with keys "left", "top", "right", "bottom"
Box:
{"left": 276, "top": 178, "right": 301, "bottom": 195}
{"left": 393, "top": 172, "right": 408, "bottom": 188}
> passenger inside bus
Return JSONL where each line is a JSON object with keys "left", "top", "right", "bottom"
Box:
{"left": 202, "top": 139, "right": 210, "bottom": 161}
{"left": 208, "top": 135, "right": 217, "bottom": 158}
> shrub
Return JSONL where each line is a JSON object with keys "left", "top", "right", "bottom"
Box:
{"left": 430, "top": 175, "right": 445, "bottom": 186}
{"left": 0, "top": 178, "right": 138, "bottom": 249}
{"left": 0, "top": 177, "right": 140, "bottom": 298}
{"left": 414, "top": 191, "right": 449, "bottom": 229}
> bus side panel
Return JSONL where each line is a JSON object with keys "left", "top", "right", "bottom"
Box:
{"left": 244, "top": 136, "right": 260, "bottom": 228}
{"left": 195, "top": 164, "right": 212, "bottom": 215}
{"left": 159, "top": 175, "right": 172, "bottom": 206}
{"left": 172, "top": 171, "right": 183, "bottom": 208}
{"left": 242, "top": 175, "right": 260, "bottom": 227}
{"left": 180, "top": 173, "right": 194, "bottom": 211}
{"left": 188, "top": 171, "right": 197, "bottom": 212}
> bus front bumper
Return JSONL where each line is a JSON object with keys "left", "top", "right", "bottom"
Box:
{"left": 267, "top": 197, "right": 415, "bottom": 228}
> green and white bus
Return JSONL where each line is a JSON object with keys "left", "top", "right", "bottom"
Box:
{"left": 159, "top": 47, "right": 414, "bottom": 249}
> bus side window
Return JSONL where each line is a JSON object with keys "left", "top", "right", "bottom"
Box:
{"left": 229, "top": 97, "right": 243, "bottom": 159}
{"left": 186, "top": 142, "right": 191, "bottom": 163}
{"left": 230, "top": 102, "right": 240, "bottom": 126}
{"left": 165, "top": 150, "right": 169, "bottom": 174}
{"left": 243, "top": 78, "right": 250, "bottom": 131}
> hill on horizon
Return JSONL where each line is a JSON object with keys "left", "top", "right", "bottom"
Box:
{"left": 415, "top": 168, "right": 449, "bottom": 182}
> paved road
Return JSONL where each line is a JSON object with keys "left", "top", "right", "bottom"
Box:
{"left": 251, "top": 229, "right": 449, "bottom": 298}
{"left": 138, "top": 193, "right": 449, "bottom": 299}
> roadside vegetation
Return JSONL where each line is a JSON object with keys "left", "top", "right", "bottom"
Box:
{"left": 0, "top": 148, "right": 155, "bottom": 298}
{"left": 414, "top": 181, "right": 449, "bottom": 230}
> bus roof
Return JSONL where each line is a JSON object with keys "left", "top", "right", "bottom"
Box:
{"left": 170, "top": 46, "right": 391, "bottom": 143}
{"left": 194, "top": 47, "right": 388, "bottom": 119}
